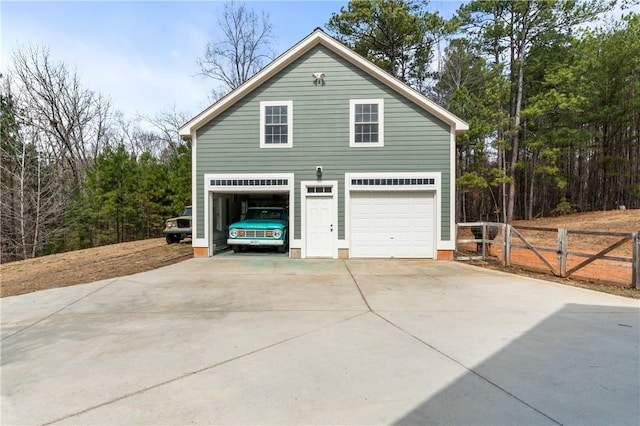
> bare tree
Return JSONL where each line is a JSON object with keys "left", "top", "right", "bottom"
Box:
{"left": 197, "top": 1, "right": 275, "bottom": 99}
{"left": 10, "top": 43, "right": 113, "bottom": 191}
{"left": 113, "top": 111, "right": 159, "bottom": 158}
{"left": 138, "top": 105, "right": 191, "bottom": 161}
{"left": 1, "top": 75, "right": 68, "bottom": 261}
{"left": 2, "top": 45, "right": 114, "bottom": 261}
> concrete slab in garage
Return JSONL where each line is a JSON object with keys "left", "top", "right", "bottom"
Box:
{"left": 2, "top": 258, "right": 639, "bottom": 425}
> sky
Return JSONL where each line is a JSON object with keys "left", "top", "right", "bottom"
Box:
{"left": 0, "top": 0, "right": 462, "bottom": 124}
{"left": 2, "top": 1, "right": 635, "bottom": 125}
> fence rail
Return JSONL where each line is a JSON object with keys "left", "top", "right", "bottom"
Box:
{"left": 455, "top": 222, "right": 639, "bottom": 288}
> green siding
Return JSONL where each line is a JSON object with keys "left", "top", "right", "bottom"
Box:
{"left": 195, "top": 45, "right": 451, "bottom": 241}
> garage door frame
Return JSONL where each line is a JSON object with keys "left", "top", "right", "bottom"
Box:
{"left": 204, "top": 173, "right": 295, "bottom": 256}
{"left": 345, "top": 172, "right": 441, "bottom": 259}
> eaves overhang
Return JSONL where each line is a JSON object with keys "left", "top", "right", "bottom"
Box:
{"left": 178, "top": 28, "right": 469, "bottom": 138}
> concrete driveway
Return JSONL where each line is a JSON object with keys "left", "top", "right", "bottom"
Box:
{"left": 2, "top": 258, "right": 639, "bottom": 425}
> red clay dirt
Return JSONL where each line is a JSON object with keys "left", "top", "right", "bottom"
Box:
{"left": 458, "top": 210, "right": 639, "bottom": 289}
{"left": 1, "top": 211, "right": 638, "bottom": 299}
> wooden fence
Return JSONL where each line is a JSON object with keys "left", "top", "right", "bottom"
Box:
{"left": 456, "top": 222, "right": 639, "bottom": 289}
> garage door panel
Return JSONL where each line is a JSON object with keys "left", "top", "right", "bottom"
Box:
{"left": 351, "top": 192, "right": 434, "bottom": 258}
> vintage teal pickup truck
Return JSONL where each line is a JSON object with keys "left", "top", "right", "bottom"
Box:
{"left": 227, "top": 207, "right": 288, "bottom": 253}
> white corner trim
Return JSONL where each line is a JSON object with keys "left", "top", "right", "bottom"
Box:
{"left": 449, "top": 131, "right": 456, "bottom": 248}
{"left": 437, "top": 241, "right": 455, "bottom": 250}
{"left": 192, "top": 239, "right": 207, "bottom": 248}
{"left": 191, "top": 134, "right": 199, "bottom": 247}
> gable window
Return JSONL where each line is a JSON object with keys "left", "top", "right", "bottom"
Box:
{"left": 260, "top": 101, "right": 293, "bottom": 148}
{"left": 350, "top": 99, "right": 384, "bottom": 147}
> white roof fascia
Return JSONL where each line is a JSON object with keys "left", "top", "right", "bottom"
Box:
{"left": 316, "top": 31, "right": 469, "bottom": 134}
{"left": 179, "top": 29, "right": 468, "bottom": 138}
{"left": 178, "top": 30, "right": 323, "bottom": 137}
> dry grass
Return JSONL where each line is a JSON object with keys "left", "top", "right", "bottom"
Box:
{"left": 2, "top": 210, "right": 638, "bottom": 299}
{"left": 1, "top": 238, "right": 192, "bottom": 297}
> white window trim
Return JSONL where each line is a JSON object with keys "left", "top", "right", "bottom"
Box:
{"left": 349, "top": 99, "right": 384, "bottom": 147}
{"left": 260, "top": 100, "right": 293, "bottom": 148}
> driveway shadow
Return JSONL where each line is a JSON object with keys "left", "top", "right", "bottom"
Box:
{"left": 393, "top": 303, "right": 640, "bottom": 426}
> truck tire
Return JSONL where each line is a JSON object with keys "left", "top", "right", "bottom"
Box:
{"left": 277, "top": 240, "right": 289, "bottom": 253}
{"left": 166, "top": 234, "right": 180, "bottom": 244}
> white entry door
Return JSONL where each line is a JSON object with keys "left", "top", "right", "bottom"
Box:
{"left": 306, "top": 196, "right": 334, "bottom": 257}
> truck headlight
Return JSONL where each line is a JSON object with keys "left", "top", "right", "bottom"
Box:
{"left": 273, "top": 229, "right": 282, "bottom": 239}
{"left": 166, "top": 220, "right": 177, "bottom": 229}
{"left": 229, "top": 229, "right": 238, "bottom": 238}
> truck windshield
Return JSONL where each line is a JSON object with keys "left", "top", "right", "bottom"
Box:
{"left": 245, "top": 209, "right": 283, "bottom": 220}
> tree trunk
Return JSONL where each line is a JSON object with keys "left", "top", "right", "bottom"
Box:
{"left": 507, "top": 54, "right": 525, "bottom": 223}
{"left": 528, "top": 152, "right": 537, "bottom": 220}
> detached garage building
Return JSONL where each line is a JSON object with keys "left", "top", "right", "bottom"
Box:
{"left": 179, "top": 29, "right": 468, "bottom": 259}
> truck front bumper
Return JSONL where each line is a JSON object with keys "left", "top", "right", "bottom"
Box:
{"left": 227, "top": 239, "right": 284, "bottom": 246}
{"left": 163, "top": 229, "right": 192, "bottom": 235}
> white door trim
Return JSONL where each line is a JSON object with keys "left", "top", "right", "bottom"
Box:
{"left": 301, "top": 180, "right": 338, "bottom": 259}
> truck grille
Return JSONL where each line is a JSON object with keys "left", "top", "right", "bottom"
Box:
{"left": 239, "top": 229, "right": 267, "bottom": 238}
{"left": 177, "top": 219, "right": 191, "bottom": 228}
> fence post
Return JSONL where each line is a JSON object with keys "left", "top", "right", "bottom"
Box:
{"left": 503, "top": 223, "right": 511, "bottom": 266}
{"left": 482, "top": 223, "right": 487, "bottom": 259}
{"left": 503, "top": 224, "right": 511, "bottom": 267}
{"left": 632, "top": 232, "right": 639, "bottom": 289}
{"left": 557, "top": 228, "right": 568, "bottom": 277}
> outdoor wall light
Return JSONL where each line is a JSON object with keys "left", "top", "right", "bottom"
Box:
{"left": 316, "top": 166, "right": 323, "bottom": 178}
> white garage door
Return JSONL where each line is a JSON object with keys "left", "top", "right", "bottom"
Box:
{"left": 350, "top": 192, "right": 434, "bottom": 258}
